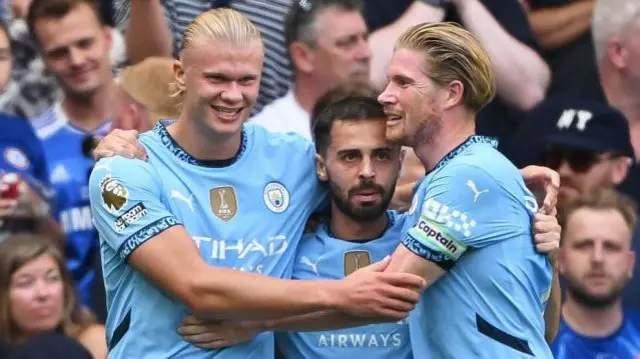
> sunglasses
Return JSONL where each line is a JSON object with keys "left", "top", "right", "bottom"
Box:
{"left": 540, "top": 147, "right": 615, "bottom": 174}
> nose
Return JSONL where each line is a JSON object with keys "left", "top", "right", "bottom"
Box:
{"left": 220, "top": 82, "right": 243, "bottom": 103}
{"left": 68, "top": 47, "right": 86, "bottom": 67}
{"left": 356, "top": 39, "right": 372, "bottom": 62}
{"left": 359, "top": 157, "right": 375, "bottom": 180}
{"left": 378, "top": 86, "right": 395, "bottom": 106}
{"left": 33, "top": 280, "right": 52, "bottom": 301}
{"left": 590, "top": 243, "right": 605, "bottom": 264}
{"left": 556, "top": 160, "right": 573, "bottom": 177}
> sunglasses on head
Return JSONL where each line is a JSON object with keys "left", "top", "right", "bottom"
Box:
{"left": 540, "top": 146, "right": 616, "bottom": 173}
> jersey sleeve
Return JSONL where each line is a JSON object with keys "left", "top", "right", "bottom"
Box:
{"left": 88, "top": 156, "right": 181, "bottom": 261}
{"left": 401, "top": 164, "right": 529, "bottom": 270}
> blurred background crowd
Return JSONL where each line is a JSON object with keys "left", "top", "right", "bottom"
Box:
{"left": 0, "top": 0, "right": 639, "bottom": 357}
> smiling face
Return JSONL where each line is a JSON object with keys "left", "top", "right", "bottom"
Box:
{"left": 378, "top": 48, "right": 445, "bottom": 147}
{"left": 34, "top": 2, "right": 112, "bottom": 99}
{"left": 176, "top": 37, "right": 263, "bottom": 138}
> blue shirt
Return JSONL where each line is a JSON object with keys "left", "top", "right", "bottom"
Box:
{"left": 0, "top": 113, "right": 52, "bottom": 239}
{"left": 277, "top": 211, "right": 412, "bottom": 359}
{"left": 32, "top": 104, "right": 111, "bottom": 306}
{"left": 89, "top": 121, "right": 326, "bottom": 358}
{"left": 552, "top": 310, "right": 640, "bottom": 359}
{"left": 401, "top": 136, "right": 553, "bottom": 359}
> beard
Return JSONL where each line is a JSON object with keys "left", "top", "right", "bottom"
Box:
{"left": 410, "top": 111, "right": 442, "bottom": 148}
{"left": 564, "top": 273, "right": 628, "bottom": 309}
{"left": 328, "top": 178, "right": 396, "bottom": 222}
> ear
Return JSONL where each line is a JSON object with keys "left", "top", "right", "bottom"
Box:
{"left": 606, "top": 37, "right": 628, "bottom": 70}
{"left": 103, "top": 26, "right": 113, "bottom": 51}
{"left": 611, "top": 157, "right": 631, "bottom": 185}
{"left": 442, "top": 80, "right": 465, "bottom": 110}
{"left": 399, "top": 147, "right": 406, "bottom": 163}
{"left": 173, "top": 60, "right": 186, "bottom": 93}
{"left": 315, "top": 153, "right": 328, "bottom": 181}
{"left": 627, "top": 250, "right": 636, "bottom": 280}
{"left": 290, "top": 41, "right": 315, "bottom": 74}
{"left": 556, "top": 247, "right": 567, "bottom": 277}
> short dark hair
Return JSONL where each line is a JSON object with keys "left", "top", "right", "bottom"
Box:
{"left": 312, "top": 82, "right": 385, "bottom": 155}
{"left": 27, "top": 0, "right": 103, "bottom": 43}
{"left": 560, "top": 187, "right": 638, "bottom": 245}
{"left": 284, "top": 0, "right": 364, "bottom": 52}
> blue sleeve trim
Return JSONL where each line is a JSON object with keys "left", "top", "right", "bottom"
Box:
{"left": 401, "top": 234, "right": 455, "bottom": 271}
{"left": 118, "top": 216, "right": 181, "bottom": 261}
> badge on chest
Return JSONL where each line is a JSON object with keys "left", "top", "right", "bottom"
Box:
{"left": 344, "top": 250, "right": 372, "bottom": 276}
{"left": 210, "top": 186, "right": 238, "bottom": 222}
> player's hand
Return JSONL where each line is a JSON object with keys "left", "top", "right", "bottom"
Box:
{"left": 94, "top": 129, "right": 147, "bottom": 161}
{"left": 178, "top": 315, "right": 259, "bottom": 349}
{"left": 532, "top": 208, "right": 560, "bottom": 262}
{"left": 333, "top": 256, "right": 425, "bottom": 321}
{"left": 520, "top": 165, "right": 560, "bottom": 215}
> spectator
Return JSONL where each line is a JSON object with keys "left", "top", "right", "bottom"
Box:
{"left": 27, "top": 0, "right": 115, "bottom": 308}
{"left": 523, "top": 0, "right": 605, "bottom": 101}
{"left": 592, "top": 0, "right": 640, "bottom": 207}
{"left": 0, "top": 21, "right": 63, "bottom": 243}
{"left": 0, "top": 0, "right": 126, "bottom": 119}
{"left": 114, "top": 0, "right": 293, "bottom": 113}
{"left": 552, "top": 188, "right": 640, "bottom": 358}
{"left": 0, "top": 233, "right": 106, "bottom": 358}
{"left": 250, "top": 0, "right": 371, "bottom": 140}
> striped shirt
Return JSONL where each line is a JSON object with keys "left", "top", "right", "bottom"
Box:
{"left": 112, "top": 0, "right": 293, "bottom": 112}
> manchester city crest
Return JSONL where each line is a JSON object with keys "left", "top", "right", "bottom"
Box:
{"left": 263, "top": 182, "right": 289, "bottom": 213}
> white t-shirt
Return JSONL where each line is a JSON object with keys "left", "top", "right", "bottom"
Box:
{"left": 249, "top": 90, "right": 312, "bottom": 141}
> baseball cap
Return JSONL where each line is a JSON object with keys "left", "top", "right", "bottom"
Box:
{"left": 533, "top": 99, "right": 635, "bottom": 160}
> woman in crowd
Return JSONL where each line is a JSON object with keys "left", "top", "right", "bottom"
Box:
{"left": 0, "top": 233, "right": 106, "bottom": 358}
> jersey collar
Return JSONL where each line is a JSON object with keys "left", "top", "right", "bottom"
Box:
{"left": 431, "top": 135, "right": 498, "bottom": 173}
{"left": 153, "top": 120, "right": 248, "bottom": 168}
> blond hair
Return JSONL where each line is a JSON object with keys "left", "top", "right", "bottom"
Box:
{"left": 592, "top": 0, "right": 640, "bottom": 62}
{"left": 396, "top": 22, "right": 495, "bottom": 113}
{"left": 561, "top": 187, "right": 638, "bottom": 243}
{"left": 180, "top": 8, "right": 263, "bottom": 54}
{"left": 0, "top": 234, "right": 96, "bottom": 344}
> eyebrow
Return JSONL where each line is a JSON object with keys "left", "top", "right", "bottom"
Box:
{"left": 203, "top": 72, "right": 258, "bottom": 81}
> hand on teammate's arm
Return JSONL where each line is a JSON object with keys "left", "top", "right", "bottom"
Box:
{"left": 94, "top": 129, "right": 147, "bottom": 161}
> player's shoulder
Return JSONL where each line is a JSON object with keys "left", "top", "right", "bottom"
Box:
{"left": 89, "top": 156, "right": 158, "bottom": 189}
{"left": 624, "top": 308, "right": 640, "bottom": 329}
{"left": 0, "top": 113, "right": 37, "bottom": 140}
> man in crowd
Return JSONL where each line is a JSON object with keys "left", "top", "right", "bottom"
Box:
{"left": 28, "top": 0, "right": 116, "bottom": 307}
{"left": 250, "top": 0, "right": 371, "bottom": 140}
{"left": 552, "top": 188, "right": 640, "bottom": 358}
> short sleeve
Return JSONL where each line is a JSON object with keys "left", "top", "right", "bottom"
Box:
{"left": 88, "top": 156, "right": 181, "bottom": 261}
{"left": 401, "top": 164, "right": 529, "bottom": 270}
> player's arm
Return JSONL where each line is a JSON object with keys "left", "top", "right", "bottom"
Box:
{"left": 89, "top": 158, "right": 424, "bottom": 321}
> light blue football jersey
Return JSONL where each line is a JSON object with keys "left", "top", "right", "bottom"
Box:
{"left": 277, "top": 211, "right": 412, "bottom": 359}
{"left": 89, "top": 121, "right": 326, "bottom": 358}
{"left": 401, "top": 136, "right": 553, "bottom": 359}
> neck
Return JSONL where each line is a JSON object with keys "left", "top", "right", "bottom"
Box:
{"left": 171, "top": 110, "right": 242, "bottom": 161}
{"left": 293, "top": 75, "right": 330, "bottom": 115}
{"left": 61, "top": 80, "right": 116, "bottom": 132}
{"left": 413, "top": 110, "right": 476, "bottom": 171}
{"left": 328, "top": 204, "right": 388, "bottom": 241}
{"left": 562, "top": 294, "right": 624, "bottom": 337}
